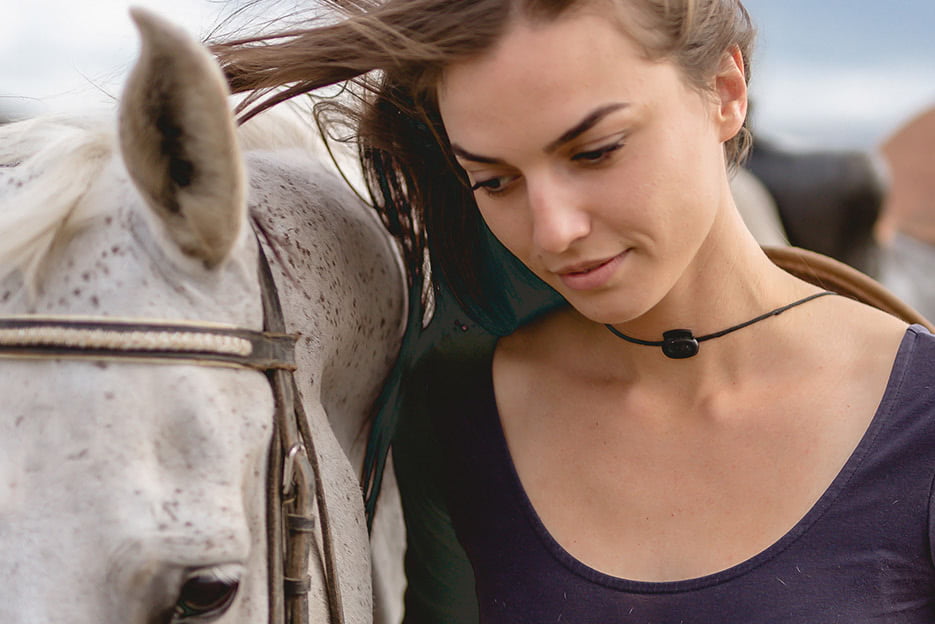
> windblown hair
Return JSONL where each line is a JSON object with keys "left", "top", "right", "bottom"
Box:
{"left": 212, "top": 0, "right": 756, "bottom": 331}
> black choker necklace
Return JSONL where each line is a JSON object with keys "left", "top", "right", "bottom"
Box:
{"left": 604, "top": 291, "right": 836, "bottom": 359}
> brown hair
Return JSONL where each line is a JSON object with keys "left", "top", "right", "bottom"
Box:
{"left": 212, "top": 0, "right": 756, "bottom": 330}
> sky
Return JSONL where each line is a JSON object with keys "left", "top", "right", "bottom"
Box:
{"left": 2, "top": 0, "right": 934, "bottom": 151}
{"left": 741, "top": 0, "right": 935, "bottom": 149}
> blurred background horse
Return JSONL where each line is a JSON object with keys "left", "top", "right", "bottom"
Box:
{"left": 875, "top": 106, "right": 935, "bottom": 318}
{"left": 733, "top": 108, "right": 935, "bottom": 323}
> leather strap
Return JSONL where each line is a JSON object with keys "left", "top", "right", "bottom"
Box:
{"left": 0, "top": 316, "right": 295, "bottom": 369}
{"left": 0, "top": 238, "right": 343, "bottom": 624}
{"left": 765, "top": 245, "right": 934, "bottom": 331}
{"left": 257, "top": 242, "right": 345, "bottom": 624}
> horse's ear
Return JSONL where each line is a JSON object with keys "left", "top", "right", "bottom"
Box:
{"left": 119, "top": 7, "right": 245, "bottom": 267}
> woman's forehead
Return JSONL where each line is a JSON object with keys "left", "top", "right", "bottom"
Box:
{"left": 436, "top": 11, "right": 675, "bottom": 144}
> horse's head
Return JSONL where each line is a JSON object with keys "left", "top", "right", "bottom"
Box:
{"left": 0, "top": 9, "right": 276, "bottom": 623}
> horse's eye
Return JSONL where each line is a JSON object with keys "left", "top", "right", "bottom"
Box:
{"left": 172, "top": 569, "right": 240, "bottom": 622}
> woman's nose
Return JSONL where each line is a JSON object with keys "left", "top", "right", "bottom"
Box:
{"left": 527, "top": 177, "right": 591, "bottom": 254}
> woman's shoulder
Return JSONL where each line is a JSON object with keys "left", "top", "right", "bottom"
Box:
{"left": 886, "top": 323, "right": 935, "bottom": 379}
{"left": 494, "top": 304, "right": 588, "bottom": 374}
{"left": 800, "top": 292, "right": 907, "bottom": 373}
{"left": 788, "top": 295, "right": 920, "bottom": 430}
{"left": 823, "top": 293, "right": 913, "bottom": 361}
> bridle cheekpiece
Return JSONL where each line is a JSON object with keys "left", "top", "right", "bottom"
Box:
{"left": 0, "top": 246, "right": 344, "bottom": 624}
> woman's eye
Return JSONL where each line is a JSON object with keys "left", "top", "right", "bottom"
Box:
{"left": 571, "top": 139, "right": 625, "bottom": 164}
{"left": 470, "top": 174, "right": 517, "bottom": 197}
{"left": 171, "top": 569, "right": 240, "bottom": 622}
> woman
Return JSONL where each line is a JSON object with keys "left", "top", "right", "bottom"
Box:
{"left": 215, "top": 1, "right": 935, "bottom": 621}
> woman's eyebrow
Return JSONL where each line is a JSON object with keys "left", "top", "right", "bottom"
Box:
{"left": 450, "top": 102, "right": 629, "bottom": 164}
{"left": 544, "top": 102, "right": 630, "bottom": 153}
{"left": 451, "top": 144, "right": 506, "bottom": 164}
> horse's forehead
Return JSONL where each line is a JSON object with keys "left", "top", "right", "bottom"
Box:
{"left": 0, "top": 361, "right": 271, "bottom": 617}
{"left": 0, "top": 363, "right": 271, "bottom": 513}
{"left": 0, "top": 165, "right": 31, "bottom": 196}
{"left": 0, "top": 146, "right": 263, "bottom": 325}
{"left": 23, "top": 209, "right": 262, "bottom": 325}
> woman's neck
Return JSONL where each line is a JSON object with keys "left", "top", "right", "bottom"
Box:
{"left": 532, "top": 214, "right": 818, "bottom": 391}
{"left": 612, "top": 202, "right": 800, "bottom": 331}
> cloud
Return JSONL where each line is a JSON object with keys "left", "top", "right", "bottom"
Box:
{"left": 750, "top": 63, "right": 935, "bottom": 149}
{"left": 4, "top": 0, "right": 933, "bottom": 151}
{"left": 0, "top": 0, "right": 221, "bottom": 114}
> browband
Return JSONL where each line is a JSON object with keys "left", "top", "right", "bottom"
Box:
{"left": 0, "top": 316, "right": 296, "bottom": 370}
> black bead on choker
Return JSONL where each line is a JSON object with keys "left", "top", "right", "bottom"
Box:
{"left": 604, "top": 291, "right": 836, "bottom": 359}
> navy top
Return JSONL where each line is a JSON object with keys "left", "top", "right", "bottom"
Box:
{"left": 433, "top": 325, "right": 935, "bottom": 623}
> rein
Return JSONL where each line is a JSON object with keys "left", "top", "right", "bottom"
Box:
{"left": 0, "top": 244, "right": 344, "bottom": 624}
{"left": 256, "top": 245, "right": 346, "bottom": 624}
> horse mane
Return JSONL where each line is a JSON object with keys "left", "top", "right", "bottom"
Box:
{"left": 0, "top": 101, "right": 362, "bottom": 292}
{"left": 238, "top": 99, "right": 323, "bottom": 152}
{"left": 238, "top": 98, "right": 365, "bottom": 191}
{"left": 0, "top": 114, "right": 116, "bottom": 288}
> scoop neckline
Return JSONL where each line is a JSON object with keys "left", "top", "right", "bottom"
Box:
{"left": 486, "top": 324, "right": 921, "bottom": 594}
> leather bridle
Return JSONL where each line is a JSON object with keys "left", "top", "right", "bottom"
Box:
{"left": 0, "top": 245, "right": 344, "bottom": 624}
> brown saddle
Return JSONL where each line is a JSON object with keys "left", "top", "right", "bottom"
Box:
{"left": 765, "top": 246, "right": 933, "bottom": 331}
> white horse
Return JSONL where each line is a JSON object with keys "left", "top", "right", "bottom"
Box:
{"left": 0, "top": 8, "right": 405, "bottom": 624}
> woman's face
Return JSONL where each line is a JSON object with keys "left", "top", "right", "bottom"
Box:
{"left": 437, "top": 8, "right": 746, "bottom": 324}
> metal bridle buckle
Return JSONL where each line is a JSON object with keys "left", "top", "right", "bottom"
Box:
{"left": 282, "top": 442, "right": 306, "bottom": 499}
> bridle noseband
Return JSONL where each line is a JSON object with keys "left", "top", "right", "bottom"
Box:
{"left": 0, "top": 245, "right": 344, "bottom": 624}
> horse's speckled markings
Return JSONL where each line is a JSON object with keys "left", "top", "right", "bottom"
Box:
{"left": 0, "top": 8, "right": 406, "bottom": 624}
{"left": 247, "top": 149, "right": 407, "bottom": 621}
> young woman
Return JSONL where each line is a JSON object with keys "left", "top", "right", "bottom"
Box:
{"left": 215, "top": 1, "right": 935, "bottom": 621}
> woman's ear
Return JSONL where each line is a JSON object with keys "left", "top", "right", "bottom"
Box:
{"left": 714, "top": 45, "right": 748, "bottom": 142}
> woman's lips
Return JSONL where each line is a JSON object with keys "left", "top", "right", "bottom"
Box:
{"left": 556, "top": 251, "right": 627, "bottom": 291}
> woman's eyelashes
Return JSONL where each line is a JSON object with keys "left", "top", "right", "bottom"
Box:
{"left": 571, "top": 134, "right": 627, "bottom": 164}
{"left": 471, "top": 174, "right": 518, "bottom": 197}
{"left": 467, "top": 132, "right": 628, "bottom": 198}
